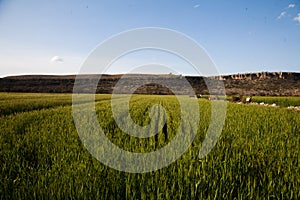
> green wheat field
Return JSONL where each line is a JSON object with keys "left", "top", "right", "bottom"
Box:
{"left": 0, "top": 93, "right": 299, "bottom": 199}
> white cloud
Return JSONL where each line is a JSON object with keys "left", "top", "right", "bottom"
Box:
{"left": 288, "top": 4, "right": 295, "bottom": 8}
{"left": 193, "top": 4, "right": 199, "bottom": 8}
{"left": 277, "top": 11, "right": 286, "bottom": 19}
{"left": 294, "top": 13, "right": 300, "bottom": 23}
{"left": 51, "top": 56, "right": 64, "bottom": 62}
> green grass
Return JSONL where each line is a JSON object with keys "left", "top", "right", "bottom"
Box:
{"left": 0, "top": 93, "right": 112, "bottom": 116}
{"left": 0, "top": 93, "right": 299, "bottom": 199}
{"left": 250, "top": 96, "right": 300, "bottom": 107}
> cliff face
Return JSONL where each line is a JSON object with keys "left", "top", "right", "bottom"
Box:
{"left": 215, "top": 72, "right": 299, "bottom": 81}
{"left": 209, "top": 72, "right": 300, "bottom": 96}
{"left": 227, "top": 72, "right": 299, "bottom": 96}
{"left": 0, "top": 72, "right": 299, "bottom": 96}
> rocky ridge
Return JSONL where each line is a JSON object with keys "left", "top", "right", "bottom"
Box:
{"left": 0, "top": 72, "right": 299, "bottom": 96}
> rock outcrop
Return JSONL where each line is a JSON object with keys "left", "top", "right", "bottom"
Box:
{"left": 0, "top": 72, "right": 299, "bottom": 96}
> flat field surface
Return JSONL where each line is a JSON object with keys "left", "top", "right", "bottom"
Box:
{"left": 0, "top": 93, "right": 299, "bottom": 199}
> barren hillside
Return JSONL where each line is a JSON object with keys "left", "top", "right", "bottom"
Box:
{"left": 0, "top": 72, "right": 299, "bottom": 96}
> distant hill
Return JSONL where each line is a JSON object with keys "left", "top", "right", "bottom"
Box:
{"left": 0, "top": 72, "right": 299, "bottom": 96}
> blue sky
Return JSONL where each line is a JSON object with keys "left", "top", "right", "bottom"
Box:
{"left": 0, "top": 0, "right": 299, "bottom": 77}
